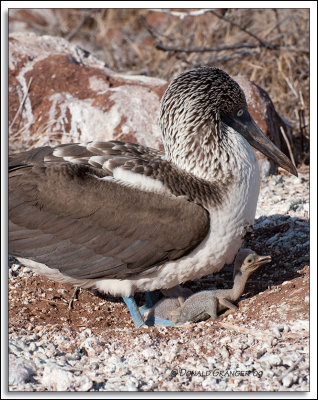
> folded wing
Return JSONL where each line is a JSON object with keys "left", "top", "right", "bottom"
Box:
{"left": 9, "top": 147, "right": 209, "bottom": 280}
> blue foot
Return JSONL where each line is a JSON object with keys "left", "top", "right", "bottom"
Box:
{"left": 123, "top": 293, "right": 184, "bottom": 328}
{"left": 122, "top": 296, "right": 145, "bottom": 328}
{"left": 144, "top": 316, "right": 184, "bottom": 327}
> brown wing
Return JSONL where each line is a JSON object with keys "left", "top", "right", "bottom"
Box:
{"left": 9, "top": 159, "right": 209, "bottom": 280}
{"left": 9, "top": 142, "right": 225, "bottom": 207}
{"left": 8, "top": 140, "right": 163, "bottom": 171}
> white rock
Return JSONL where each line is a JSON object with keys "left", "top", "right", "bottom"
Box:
{"left": 80, "top": 337, "right": 99, "bottom": 357}
{"left": 292, "top": 320, "right": 309, "bottom": 332}
{"left": 9, "top": 356, "right": 36, "bottom": 385}
{"left": 271, "top": 327, "right": 282, "bottom": 338}
{"left": 41, "top": 364, "right": 74, "bottom": 391}
{"left": 260, "top": 354, "right": 282, "bottom": 369}
{"left": 282, "top": 373, "right": 294, "bottom": 388}
{"left": 75, "top": 375, "right": 93, "bottom": 391}
{"left": 282, "top": 357, "right": 295, "bottom": 367}
{"left": 9, "top": 342, "right": 22, "bottom": 356}
{"left": 11, "top": 264, "right": 21, "bottom": 272}
{"left": 141, "top": 347, "right": 158, "bottom": 360}
{"left": 28, "top": 342, "right": 37, "bottom": 352}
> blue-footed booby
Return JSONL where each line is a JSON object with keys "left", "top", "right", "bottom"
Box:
{"left": 9, "top": 67, "right": 297, "bottom": 327}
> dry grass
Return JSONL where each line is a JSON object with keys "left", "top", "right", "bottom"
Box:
{"left": 9, "top": 8, "right": 310, "bottom": 162}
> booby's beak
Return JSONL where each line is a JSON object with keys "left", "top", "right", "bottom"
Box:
{"left": 222, "top": 111, "right": 298, "bottom": 176}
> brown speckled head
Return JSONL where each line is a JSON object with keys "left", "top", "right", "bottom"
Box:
{"left": 159, "top": 67, "right": 248, "bottom": 180}
{"left": 160, "top": 67, "right": 247, "bottom": 144}
{"left": 161, "top": 67, "right": 247, "bottom": 118}
{"left": 159, "top": 66, "right": 297, "bottom": 178}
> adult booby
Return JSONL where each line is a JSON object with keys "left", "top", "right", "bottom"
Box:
{"left": 9, "top": 67, "right": 297, "bottom": 327}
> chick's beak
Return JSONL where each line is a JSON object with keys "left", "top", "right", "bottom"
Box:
{"left": 251, "top": 255, "right": 272, "bottom": 271}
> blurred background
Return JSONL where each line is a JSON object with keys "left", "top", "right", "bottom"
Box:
{"left": 9, "top": 7, "right": 310, "bottom": 164}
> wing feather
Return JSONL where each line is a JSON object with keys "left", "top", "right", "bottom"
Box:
{"left": 9, "top": 159, "right": 209, "bottom": 280}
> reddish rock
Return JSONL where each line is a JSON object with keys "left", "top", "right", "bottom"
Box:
{"left": 9, "top": 32, "right": 167, "bottom": 153}
{"left": 9, "top": 32, "right": 293, "bottom": 177}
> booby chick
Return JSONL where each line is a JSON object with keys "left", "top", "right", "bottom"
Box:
{"left": 169, "top": 248, "right": 271, "bottom": 323}
{"left": 9, "top": 67, "right": 297, "bottom": 327}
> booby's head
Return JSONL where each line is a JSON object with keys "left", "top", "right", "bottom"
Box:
{"left": 234, "top": 248, "right": 272, "bottom": 277}
{"left": 160, "top": 67, "right": 297, "bottom": 177}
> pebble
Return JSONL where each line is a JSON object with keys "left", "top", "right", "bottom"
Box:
{"left": 282, "top": 373, "right": 294, "bottom": 388}
{"left": 76, "top": 375, "right": 93, "bottom": 391}
{"left": 219, "top": 347, "right": 230, "bottom": 358}
{"left": 57, "top": 288, "right": 68, "bottom": 294}
{"left": 256, "top": 350, "right": 265, "bottom": 360}
{"left": 282, "top": 357, "right": 295, "bottom": 367}
{"left": 270, "top": 337, "right": 279, "bottom": 346}
{"left": 28, "top": 342, "right": 37, "bottom": 352}
{"left": 11, "top": 264, "right": 21, "bottom": 272}
{"left": 272, "top": 327, "right": 282, "bottom": 338}
{"left": 79, "top": 337, "right": 100, "bottom": 357}
{"left": 260, "top": 354, "right": 282, "bottom": 369}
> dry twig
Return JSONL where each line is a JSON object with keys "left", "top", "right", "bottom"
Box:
{"left": 278, "top": 355, "right": 305, "bottom": 383}
{"left": 9, "top": 77, "right": 33, "bottom": 132}
{"left": 66, "top": 10, "right": 97, "bottom": 41}
{"left": 280, "top": 126, "right": 296, "bottom": 168}
{"left": 69, "top": 287, "right": 81, "bottom": 310}
{"left": 218, "top": 322, "right": 273, "bottom": 341}
{"left": 209, "top": 9, "right": 278, "bottom": 50}
{"left": 156, "top": 42, "right": 266, "bottom": 53}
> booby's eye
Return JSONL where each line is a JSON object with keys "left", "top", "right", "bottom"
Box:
{"left": 237, "top": 109, "right": 244, "bottom": 117}
{"left": 247, "top": 257, "right": 253, "bottom": 263}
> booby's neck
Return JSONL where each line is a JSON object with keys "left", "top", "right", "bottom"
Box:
{"left": 162, "top": 122, "right": 258, "bottom": 184}
{"left": 161, "top": 122, "right": 261, "bottom": 269}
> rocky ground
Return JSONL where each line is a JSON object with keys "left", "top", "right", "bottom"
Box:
{"left": 8, "top": 166, "right": 310, "bottom": 392}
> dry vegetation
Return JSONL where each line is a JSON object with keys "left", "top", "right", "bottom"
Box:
{"left": 9, "top": 8, "right": 310, "bottom": 163}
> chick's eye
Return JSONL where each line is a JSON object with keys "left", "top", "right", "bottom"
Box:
{"left": 237, "top": 109, "right": 244, "bottom": 117}
{"left": 247, "top": 258, "right": 253, "bottom": 263}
